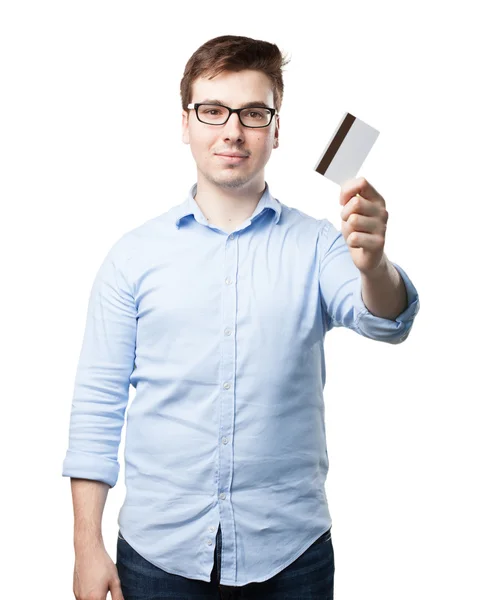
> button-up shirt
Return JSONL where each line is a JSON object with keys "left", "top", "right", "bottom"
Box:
{"left": 62, "top": 181, "right": 420, "bottom": 586}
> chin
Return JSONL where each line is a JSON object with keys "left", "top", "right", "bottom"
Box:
{"left": 202, "top": 168, "right": 252, "bottom": 189}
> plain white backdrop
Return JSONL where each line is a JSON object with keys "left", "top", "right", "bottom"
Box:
{"left": 1, "top": 1, "right": 477, "bottom": 598}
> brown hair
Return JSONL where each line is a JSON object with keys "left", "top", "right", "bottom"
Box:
{"left": 180, "top": 35, "right": 291, "bottom": 114}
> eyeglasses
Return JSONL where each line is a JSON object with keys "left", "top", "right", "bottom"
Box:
{"left": 187, "top": 103, "right": 277, "bottom": 128}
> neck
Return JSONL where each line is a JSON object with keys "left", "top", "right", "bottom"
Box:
{"left": 193, "top": 175, "right": 266, "bottom": 228}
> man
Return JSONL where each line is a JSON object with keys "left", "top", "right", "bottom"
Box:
{"left": 63, "top": 35, "right": 420, "bottom": 600}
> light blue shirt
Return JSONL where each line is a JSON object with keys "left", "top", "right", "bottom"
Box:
{"left": 62, "top": 181, "right": 420, "bottom": 586}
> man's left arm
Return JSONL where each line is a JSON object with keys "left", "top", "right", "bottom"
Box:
{"left": 360, "top": 256, "right": 408, "bottom": 321}
{"left": 337, "top": 176, "right": 420, "bottom": 340}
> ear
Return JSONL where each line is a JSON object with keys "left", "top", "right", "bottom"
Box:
{"left": 181, "top": 110, "right": 190, "bottom": 145}
{"left": 273, "top": 114, "right": 280, "bottom": 149}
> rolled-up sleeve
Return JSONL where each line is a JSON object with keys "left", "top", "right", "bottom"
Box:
{"left": 61, "top": 242, "right": 137, "bottom": 488}
{"left": 319, "top": 219, "right": 420, "bottom": 343}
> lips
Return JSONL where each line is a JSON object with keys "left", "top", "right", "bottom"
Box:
{"left": 216, "top": 154, "right": 248, "bottom": 158}
{"left": 216, "top": 153, "right": 248, "bottom": 163}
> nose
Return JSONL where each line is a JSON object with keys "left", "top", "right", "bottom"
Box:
{"left": 222, "top": 111, "right": 245, "bottom": 142}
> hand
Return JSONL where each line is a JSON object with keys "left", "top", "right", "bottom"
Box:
{"left": 339, "top": 177, "right": 389, "bottom": 274}
{"left": 73, "top": 543, "right": 124, "bottom": 600}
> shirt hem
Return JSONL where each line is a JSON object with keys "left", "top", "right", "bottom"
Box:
{"left": 117, "top": 523, "right": 333, "bottom": 587}
{"left": 220, "top": 524, "right": 333, "bottom": 586}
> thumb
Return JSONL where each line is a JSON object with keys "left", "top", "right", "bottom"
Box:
{"left": 110, "top": 578, "right": 124, "bottom": 600}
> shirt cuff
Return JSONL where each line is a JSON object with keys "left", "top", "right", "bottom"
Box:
{"left": 353, "top": 262, "right": 420, "bottom": 343}
{"left": 62, "top": 450, "right": 119, "bottom": 488}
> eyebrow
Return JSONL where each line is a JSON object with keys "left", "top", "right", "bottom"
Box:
{"left": 199, "top": 98, "right": 271, "bottom": 109}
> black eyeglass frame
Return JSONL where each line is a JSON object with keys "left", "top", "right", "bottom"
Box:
{"left": 187, "top": 103, "right": 278, "bottom": 128}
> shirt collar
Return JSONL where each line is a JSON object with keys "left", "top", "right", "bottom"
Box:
{"left": 174, "top": 181, "right": 282, "bottom": 229}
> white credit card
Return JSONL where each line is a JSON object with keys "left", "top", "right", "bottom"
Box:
{"left": 314, "top": 112, "right": 380, "bottom": 185}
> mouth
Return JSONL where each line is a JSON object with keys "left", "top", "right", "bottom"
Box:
{"left": 216, "top": 154, "right": 249, "bottom": 163}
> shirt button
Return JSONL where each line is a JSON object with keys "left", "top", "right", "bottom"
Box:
{"left": 223, "top": 382, "right": 231, "bottom": 390}
{"left": 207, "top": 539, "right": 213, "bottom": 545}
{"left": 220, "top": 493, "right": 226, "bottom": 500}
{"left": 225, "top": 277, "right": 232, "bottom": 285}
{"left": 224, "top": 328, "right": 232, "bottom": 336}
{"left": 222, "top": 437, "right": 228, "bottom": 444}
{"left": 229, "top": 234, "right": 235, "bottom": 240}
{"left": 209, "top": 526, "right": 215, "bottom": 532}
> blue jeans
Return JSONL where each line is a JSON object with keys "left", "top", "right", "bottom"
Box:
{"left": 116, "top": 524, "right": 335, "bottom": 599}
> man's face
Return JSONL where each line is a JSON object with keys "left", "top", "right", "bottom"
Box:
{"left": 181, "top": 69, "right": 279, "bottom": 190}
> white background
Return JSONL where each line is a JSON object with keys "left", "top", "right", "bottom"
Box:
{"left": 1, "top": 1, "right": 477, "bottom": 598}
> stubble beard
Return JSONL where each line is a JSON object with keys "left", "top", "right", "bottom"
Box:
{"left": 202, "top": 165, "right": 252, "bottom": 190}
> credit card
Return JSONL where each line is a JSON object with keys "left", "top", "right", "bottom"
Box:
{"left": 314, "top": 112, "right": 380, "bottom": 185}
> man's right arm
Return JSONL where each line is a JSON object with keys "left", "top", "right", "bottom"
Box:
{"left": 70, "top": 478, "right": 125, "bottom": 600}
{"left": 71, "top": 478, "right": 109, "bottom": 551}
{"left": 61, "top": 241, "right": 136, "bottom": 600}
{"left": 62, "top": 242, "right": 137, "bottom": 490}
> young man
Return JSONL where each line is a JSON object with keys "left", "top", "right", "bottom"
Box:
{"left": 63, "top": 35, "right": 420, "bottom": 600}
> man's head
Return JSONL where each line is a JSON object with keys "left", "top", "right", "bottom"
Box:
{"left": 180, "top": 35, "right": 290, "bottom": 191}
